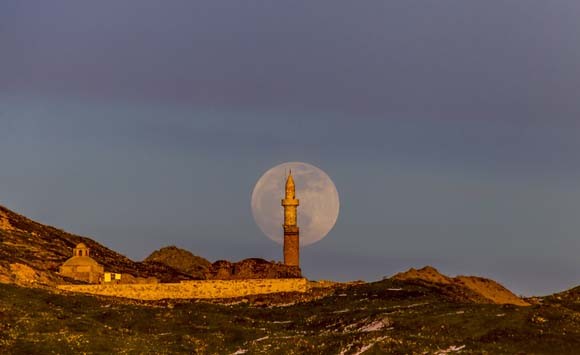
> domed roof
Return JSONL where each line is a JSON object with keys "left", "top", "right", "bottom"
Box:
{"left": 62, "top": 256, "right": 101, "bottom": 267}
{"left": 75, "top": 243, "right": 88, "bottom": 249}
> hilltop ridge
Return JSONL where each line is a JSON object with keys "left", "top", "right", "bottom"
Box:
{"left": 392, "top": 266, "right": 529, "bottom": 306}
{"left": 144, "top": 246, "right": 211, "bottom": 279}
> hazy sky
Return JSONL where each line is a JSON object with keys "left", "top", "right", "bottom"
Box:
{"left": 1, "top": 1, "right": 579, "bottom": 295}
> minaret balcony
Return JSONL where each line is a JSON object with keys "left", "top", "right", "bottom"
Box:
{"left": 281, "top": 198, "right": 299, "bottom": 206}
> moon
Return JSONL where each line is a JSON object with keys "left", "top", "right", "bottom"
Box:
{"left": 251, "top": 162, "right": 340, "bottom": 247}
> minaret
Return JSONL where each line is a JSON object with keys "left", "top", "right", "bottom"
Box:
{"left": 281, "top": 170, "right": 300, "bottom": 266}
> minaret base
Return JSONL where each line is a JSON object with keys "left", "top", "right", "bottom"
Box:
{"left": 283, "top": 227, "right": 299, "bottom": 267}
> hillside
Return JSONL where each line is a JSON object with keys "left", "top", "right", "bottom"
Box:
{"left": 0, "top": 205, "right": 193, "bottom": 284}
{"left": 1, "top": 205, "right": 302, "bottom": 284}
{"left": 1, "top": 278, "right": 579, "bottom": 353}
{"left": 540, "top": 285, "right": 580, "bottom": 312}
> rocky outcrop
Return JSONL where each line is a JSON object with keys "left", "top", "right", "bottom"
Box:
{"left": 206, "top": 258, "right": 302, "bottom": 280}
{"left": 392, "top": 266, "right": 529, "bottom": 306}
{"left": 392, "top": 266, "right": 452, "bottom": 284}
{"left": 0, "top": 209, "right": 14, "bottom": 230}
{"left": 144, "top": 246, "right": 211, "bottom": 279}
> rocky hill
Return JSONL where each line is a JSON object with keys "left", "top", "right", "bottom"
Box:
{"left": 206, "top": 258, "right": 302, "bottom": 280}
{"left": 143, "top": 247, "right": 303, "bottom": 280}
{"left": 0, "top": 204, "right": 301, "bottom": 284}
{"left": 0, "top": 205, "right": 193, "bottom": 285}
{"left": 392, "top": 266, "right": 529, "bottom": 306}
{"left": 144, "top": 246, "right": 211, "bottom": 279}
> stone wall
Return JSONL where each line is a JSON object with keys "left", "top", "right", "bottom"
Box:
{"left": 57, "top": 278, "right": 308, "bottom": 300}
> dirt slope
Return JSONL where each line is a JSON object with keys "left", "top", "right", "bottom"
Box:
{"left": 392, "top": 266, "right": 529, "bottom": 306}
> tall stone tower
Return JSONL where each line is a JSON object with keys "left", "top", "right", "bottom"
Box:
{"left": 281, "top": 170, "right": 300, "bottom": 266}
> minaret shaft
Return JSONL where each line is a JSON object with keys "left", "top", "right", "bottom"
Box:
{"left": 281, "top": 172, "right": 299, "bottom": 266}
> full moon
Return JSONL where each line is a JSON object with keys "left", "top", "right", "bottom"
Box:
{"left": 251, "top": 162, "right": 340, "bottom": 246}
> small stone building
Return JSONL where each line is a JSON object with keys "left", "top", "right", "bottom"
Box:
{"left": 59, "top": 243, "right": 104, "bottom": 283}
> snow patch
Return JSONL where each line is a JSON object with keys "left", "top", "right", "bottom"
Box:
{"left": 360, "top": 320, "right": 385, "bottom": 332}
{"left": 353, "top": 343, "right": 373, "bottom": 355}
{"left": 332, "top": 308, "right": 350, "bottom": 314}
{"left": 434, "top": 345, "right": 466, "bottom": 354}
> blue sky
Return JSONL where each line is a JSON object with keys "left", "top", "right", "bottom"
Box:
{"left": 1, "top": 1, "right": 579, "bottom": 295}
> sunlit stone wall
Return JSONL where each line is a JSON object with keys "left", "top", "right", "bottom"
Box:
{"left": 57, "top": 278, "right": 308, "bottom": 300}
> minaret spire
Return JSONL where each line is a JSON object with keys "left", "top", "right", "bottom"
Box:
{"left": 281, "top": 170, "right": 300, "bottom": 266}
